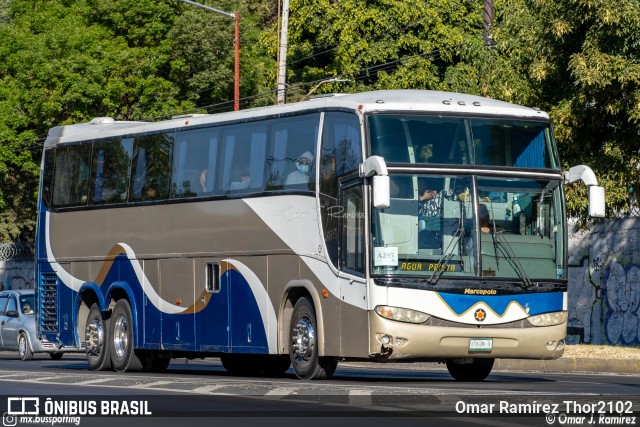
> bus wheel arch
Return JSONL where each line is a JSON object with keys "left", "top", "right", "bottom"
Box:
{"left": 281, "top": 282, "right": 326, "bottom": 356}
{"left": 77, "top": 286, "right": 104, "bottom": 348}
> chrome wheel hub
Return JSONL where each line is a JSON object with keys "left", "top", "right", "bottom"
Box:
{"left": 113, "top": 314, "right": 128, "bottom": 358}
{"left": 19, "top": 336, "right": 26, "bottom": 356}
{"left": 85, "top": 317, "right": 104, "bottom": 356}
{"left": 291, "top": 316, "right": 315, "bottom": 362}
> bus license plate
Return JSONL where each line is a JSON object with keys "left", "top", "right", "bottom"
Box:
{"left": 469, "top": 338, "right": 493, "bottom": 352}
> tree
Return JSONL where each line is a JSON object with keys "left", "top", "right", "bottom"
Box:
{"left": 484, "top": 0, "right": 640, "bottom": 218}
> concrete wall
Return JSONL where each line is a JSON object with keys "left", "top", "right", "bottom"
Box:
{"left": 0, "top": 259, "right": 35, "bottom": 291}
{"left": 568, "top": 218, "right": 640, "bottom": 346}
{"left": 0, "top": 243, "right": 35, "bottom": 291}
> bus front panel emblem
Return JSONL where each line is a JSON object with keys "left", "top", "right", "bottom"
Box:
{"left": 474, "top": 308, "right": 487, "bottom": 322}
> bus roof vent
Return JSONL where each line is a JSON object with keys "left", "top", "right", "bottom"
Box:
{"left": 89, "top": 117, "right": 115, "bottom": 125}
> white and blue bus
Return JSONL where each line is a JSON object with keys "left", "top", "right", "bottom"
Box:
{"left": 35, "top": 90, "right": 604, "bottom": 380}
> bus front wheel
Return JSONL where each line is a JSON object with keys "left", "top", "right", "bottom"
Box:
{"left": 85, "top": 303, "right": 111, "bottom": 371}
{"left": 108, "top": 299, "right": 142, "bottom": 372}
{"left": 289, "top": 297, "right": 337, "bottom": 380}
{"left": 446, "top": 358, "right": 494, "bottom": 381}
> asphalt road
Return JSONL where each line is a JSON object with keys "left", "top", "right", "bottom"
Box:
{"left": 0, "top": 352, "right": 638, "bottom": 427}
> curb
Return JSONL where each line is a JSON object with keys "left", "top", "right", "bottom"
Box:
{"left": 494, "top": 358, "right": 640, "bottom": 375}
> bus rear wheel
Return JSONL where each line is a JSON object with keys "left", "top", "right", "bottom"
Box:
{"left": 446, "top": 358, "right": 494, "bottom": 381}
{"left": 85, "top": 303, "right": 111, "bottom": 371}
{"left": 109, "top": 299, "right": 142, "bottom": 372}
{"left": 289, "top": 297, "right": 337, "bottom": 380}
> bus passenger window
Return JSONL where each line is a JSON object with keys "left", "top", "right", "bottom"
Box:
{"left": 52, "top": 144, "right": 92, "bottom": 207}
{"left": 130, "top": 134, "right": 173, "bottom": 202}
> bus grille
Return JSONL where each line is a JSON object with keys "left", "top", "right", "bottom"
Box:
{"left": 39, "top": 273, "right": 59, "bottom": 333}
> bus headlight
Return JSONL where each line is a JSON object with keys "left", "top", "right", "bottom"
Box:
{"left": 375, "top": 306, "right": 430, "bottom": 324}
{"left": 526, "top": 311, "right": 568, "bottom": 327}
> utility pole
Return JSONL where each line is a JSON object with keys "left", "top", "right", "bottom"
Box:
{"left": 179, "top": 0, "right": 240, "bottom": 111}
{"left": 483, "top": 0, "right": 495, "bottom": 47}
{"left": 276, "top": 0, "right": 290, "bottom": 105}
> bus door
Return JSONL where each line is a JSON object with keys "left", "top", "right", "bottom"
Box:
{"left": 338, "top": 181, "right": 369, "bottom": 357}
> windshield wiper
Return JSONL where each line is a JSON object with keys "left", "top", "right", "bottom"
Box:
{"left": 493, "top": 231, "right": 532, "bottom": 288}
{"left": 427, "top": 220, "right": 464, "bottom": 285}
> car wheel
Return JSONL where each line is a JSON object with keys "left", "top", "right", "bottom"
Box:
{"left": 109, "top": 299, "right": 142, "bottom": 372}
{"left": 85, "top": 303, "right": 111, "bottom": 371}
{"left": 18, "top": 333, "right": 33, "bottom": 361}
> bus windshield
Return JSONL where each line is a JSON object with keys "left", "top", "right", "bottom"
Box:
{"left": 368, "top": 114, "right": 559, "bottom": 169}
{"left": 371, "top": 174, "right": 566, "bottom": 281}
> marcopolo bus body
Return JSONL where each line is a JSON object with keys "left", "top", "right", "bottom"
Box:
{"left": 35, "top": 90, "right": 603, "bottom": 380}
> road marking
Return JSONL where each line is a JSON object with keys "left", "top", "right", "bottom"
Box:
{"left": 131, "top": 380, "right": 174, "bottom": 389}
{"left": 191, "top": 384, "right": 232, "bottom": 394}
{"left": 74, "top": 377, "right": 120, "bottom": 386}
{"left": 348, "top": 389, "right": 373, "bottom": 406}
{"left": 264, "top": 387, "right": 297, "bottom": 398}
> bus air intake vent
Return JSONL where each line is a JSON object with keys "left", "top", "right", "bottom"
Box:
{"left": 39, "top": 273, "right": 59, "bottom": 333}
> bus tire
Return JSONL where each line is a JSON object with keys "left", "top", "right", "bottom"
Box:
{"left": 260, "top": 355, "right": 291, "bottom": 377}
{"left": 446, "top": 358, "right": 494, "bottom": 381}
{"left": 18, "top": 333, "right": 33, "bottom": 361}
{"left": 108, "top": 299, "right": 142, "bottom": 372}
{"left": 85, "top": 303, "right": 112, "bottom": 371}
{"left": 289, "top": 297, "right": 336, "bottom": 380}
{"left": 141, "top": 351, "right": 170, "bottom": 373}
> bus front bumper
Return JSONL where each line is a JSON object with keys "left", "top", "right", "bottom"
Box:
{"left": 369, "top": 313, "right": 566, "bottom": 361}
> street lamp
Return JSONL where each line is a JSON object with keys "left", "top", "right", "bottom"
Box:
{"left": 301, "top": 78, "right": 350, "bottom": 101}
{"left": 178, "top": 0, "right": 240, "bottom": 111}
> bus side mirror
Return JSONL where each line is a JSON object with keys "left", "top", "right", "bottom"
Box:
{"left": 589, "top": 186, "right": 605, "bottom": 218}
{"left": 373, "top": 175, "right": 390, "bottom": 208}
{"left": 361, "top": 156, "right": 390, "bottom": 209}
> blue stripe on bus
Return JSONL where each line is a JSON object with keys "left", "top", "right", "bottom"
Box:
{"left": 436, "top": 291, "right": 563, "bottom": 317}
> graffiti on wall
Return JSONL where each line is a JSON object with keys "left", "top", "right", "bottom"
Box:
{"left": 568, "top": 219, "right": 640, "bottom": 346}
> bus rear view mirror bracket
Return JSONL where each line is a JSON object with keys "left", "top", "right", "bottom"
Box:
{"left": 564, "top": 165, "right": 605, "bottom": 218}
{"left": 361, "top": 156, "right": 390, "bottom": 209}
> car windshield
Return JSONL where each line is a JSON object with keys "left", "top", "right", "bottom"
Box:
{"left": 19, "top": 295, "right": 36, "bottom": 315}
{"left": 371, "top": 174, "right": 566, "bottom": 282}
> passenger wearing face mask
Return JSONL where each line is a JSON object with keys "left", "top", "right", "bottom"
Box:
{"left": 286, "top": 151, "right": 314, "bottom": 186}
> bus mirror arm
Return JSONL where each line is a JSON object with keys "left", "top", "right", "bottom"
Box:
{"left": 564, "top": 165, "right": 605, "bottom": 218}
{"left": 361, "top": 156, "right": 390, "bottom": 209}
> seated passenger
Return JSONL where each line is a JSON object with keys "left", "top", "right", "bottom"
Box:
{"left": 479, "top": 204, "right": 492, "bottom": 233}
{"left": 286, "top": 151, "right": 314, "bottom": 186}
{"left": 229, "top": 168, "right": 250, "bottom": 190}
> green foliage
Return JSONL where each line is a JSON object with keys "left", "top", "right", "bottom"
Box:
{"left": 0, "top": 0, "right": 639, "bottom": 240}
{"left": 495, "top": 0, "right": 640, "bottom": 219}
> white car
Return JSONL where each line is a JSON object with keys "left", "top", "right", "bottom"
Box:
{"left": 0, "top": 289, "right": 75, "bottom": 360}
